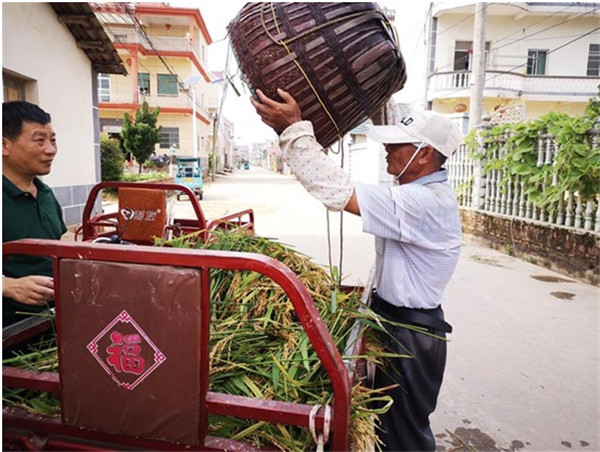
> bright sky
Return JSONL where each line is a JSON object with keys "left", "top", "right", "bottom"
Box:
{"left": 174, "top": 1, "right": 430, "bottom": 145}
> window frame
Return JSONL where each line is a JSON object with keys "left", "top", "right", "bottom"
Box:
{"left": 3, "top": 72, "right": 26, "bottom": 102}
{"left": 138, "top": 72, "right": 150, "bottom": 95}
{"left": 157, "top": 74, "right": 179, "bottom": 97}
{"left": 527, "top": 49, "right": 548, "bottom": 75}
{"left": 587, "top": 43, "right": 600, "bottom": 77}
{"left": 98, "top": 73, "right": 111, "bottom": 102}
{"left": 160, "top": 127, "right": 179, "bottom": 149}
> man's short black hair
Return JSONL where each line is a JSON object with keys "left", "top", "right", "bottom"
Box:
{"left": 2, "top": 101, "right": 52, "bottom": 141}
{"left": 432, "top": 149, "right": 447, "bottom": 168}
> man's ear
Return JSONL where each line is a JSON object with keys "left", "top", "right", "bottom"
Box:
{"left": 2, "top": 137, "right": 10, "bottom": 157}
{"left": 418, "top": 145, "right": 434, "bottom": 164}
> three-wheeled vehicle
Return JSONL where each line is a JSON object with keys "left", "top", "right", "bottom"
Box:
{"left": 2, "top": 181, "right": 370, "bottom": 451}
{"left": 175, "top": 157, "right": 203, "bottom": 200}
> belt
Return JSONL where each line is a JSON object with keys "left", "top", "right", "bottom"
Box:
{"left": 371, "top": 290, "right": 453, "bottom": 334}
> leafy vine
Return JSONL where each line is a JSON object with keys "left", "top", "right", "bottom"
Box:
{"left": 465, "top": 92, "right": 600, "bottom": 212}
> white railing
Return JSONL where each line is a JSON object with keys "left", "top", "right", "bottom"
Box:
{"left": 97, "top": 87, "right": 211, "bottom": 115}
{"left": 447, "top": 123, "right": 600, "bottom": 232}
{"left": 105, "top": 27, "right": 201, "bottom": 63}
{"left": 525, "top": 76, "right": 599, "bottom": 97}
{"left": 98, "top": 88, "right": 111, "bottom": 102}
{"left": 428, "top": 71, "right": 598, "bottom": 100}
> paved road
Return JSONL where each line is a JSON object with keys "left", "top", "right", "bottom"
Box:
{"left": 180, "top": 167, "right": 599, "bottom": 451}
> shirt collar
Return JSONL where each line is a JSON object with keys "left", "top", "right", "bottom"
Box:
{"left": 3, "top": 175, "right": 50, "bottom": 198}
{"left": 411, "top": 169, "right": 448, "bottom": 186}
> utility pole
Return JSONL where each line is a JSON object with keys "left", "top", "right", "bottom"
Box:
{"left": 424, "top": 3, "right": 434, "bottom": 110}
{"left": 184, "top": 75, "right": 203, "bottom": 159}
{"left": 469, "top": 3, "right": 487, "bottom": 130}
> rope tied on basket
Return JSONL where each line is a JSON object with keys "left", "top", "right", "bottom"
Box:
{"left": 260, "top": 2, "right": 344, "bottom": 140}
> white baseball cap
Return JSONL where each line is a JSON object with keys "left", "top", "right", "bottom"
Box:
{"left": 366, "top": 109, "right": 463, "bottom": 158}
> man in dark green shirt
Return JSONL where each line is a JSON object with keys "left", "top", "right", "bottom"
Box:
{"left": 2, "top": 101, "right": 67, "bottom": 326}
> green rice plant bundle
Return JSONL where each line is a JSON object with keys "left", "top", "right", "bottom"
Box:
{"left": 3, "top": 333, "right": 61, "bottom": 417}
{"left": 164, "top": 230, "right": 391, "bottom": 451}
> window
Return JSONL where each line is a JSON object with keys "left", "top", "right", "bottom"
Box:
{"left": 157, "top": 74, "right": 178, "bottom": 96}
{"left": 527, "top": 50, "right": 547, "bottom": 75}
{"left": 98, "top": 73, "right": 111, "bottom": 102}
{"left": 453, "top": 41, "right": 472, "bottom": 71}
{"left": 113, "top": 33, "right": 128, "bottom": 43}
{"left": 587, "top": 44, "right": 600, "bottom": 76}
{"left": 452, "top": 41, "right": 490, "bottom": 87}
{"left": 138, "top": 73, "right": 150, "bottom": 95}
{"left": 3, "top": 72, "right": 26, "bottom": 101}
{"left": 160, "top": 127, "right": 179, "bottom": 149}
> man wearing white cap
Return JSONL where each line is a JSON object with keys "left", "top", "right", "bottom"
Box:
{"left": 252, "top": 88, "right": 462, "bottom": 451}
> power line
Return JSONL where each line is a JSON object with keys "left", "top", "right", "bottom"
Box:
{"left": 433, "top": 5, "right": 599, "bottom": 74}
{"left": 405, "top": 10, "right": 430, "bottom": 67}
{"left": 437, "top": 12, "right": 476, "bottom": 37}
{"left": 123, "top": 6, "right": 207, "bottom": 115}
{"left": 124, "top": 8, "right": 184, "bottom": 89}
{"left": 432, "top": 25, "right": 600, "bottom": 100}
{"left": 491, "top": 7, "right": 599, "bottom": 54}
{"left": 490, "top": 4, "right": 575, "bottom": 48}
{"left": 398, "top": 7, "right": 430, "bottom": 41}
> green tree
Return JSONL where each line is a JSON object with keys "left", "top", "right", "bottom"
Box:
{"left": 100, "top": 133, "right": 124, "bottom": 181}
{"left": 121, "top": 102, "right": 162, "bottom": 174}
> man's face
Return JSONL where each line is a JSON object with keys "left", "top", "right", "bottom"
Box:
{"left": 384, "top": 142, "right": 421, "bottom": 181}
{"left": 2, "top": 121, "right": 57, "bottom": 177}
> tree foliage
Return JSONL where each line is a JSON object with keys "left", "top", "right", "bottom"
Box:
{"left": 100, "top": 133, "right": 124, "bottom": 181}
{"left": 465, "top": 92, "right": 600, "bottom": 211}
{"left": 121, "top": 102, "right": 162, "bottom": 174}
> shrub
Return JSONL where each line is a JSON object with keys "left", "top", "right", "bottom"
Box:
{"left": 100, "top": 134, "right": 125, "bottom": 182}
{"left": 121, "top": 172, "right": 172, "bottom": 182}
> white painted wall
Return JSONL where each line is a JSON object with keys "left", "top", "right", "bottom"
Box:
{"left": 433, "top": 6, "right": 599, "bottom": 77}
{"left": 2, "top": 3, "right": 97, "bottom": 188}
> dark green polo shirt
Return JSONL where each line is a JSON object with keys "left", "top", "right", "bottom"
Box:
{"left": 3, "top": 175, "right": 67, "bottom": 326}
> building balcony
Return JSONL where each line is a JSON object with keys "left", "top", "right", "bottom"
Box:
{"left": 98, "top": 88, "right": 209, "bottom": 118}
{"left": 105, "top": 27, "right": 201, "bottom": 63}
{"left": 427, "top": 71, "right": 599, "bottom": 103}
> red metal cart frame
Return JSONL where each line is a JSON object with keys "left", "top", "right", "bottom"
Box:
{"left": 77, "top": 181, "right": 254, "bottom": 245}
{"left": 3, "top": 239, "right": 354, "bottom": 451}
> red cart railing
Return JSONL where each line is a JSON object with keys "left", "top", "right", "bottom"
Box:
{"left": 3, "top": 239, "right": 354, "bottom": 451}
{"left": 76, "top": 181, "right": 254, "bottom": 245}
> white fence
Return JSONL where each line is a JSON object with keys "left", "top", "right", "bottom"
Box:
{"left": 447, "top": 122, "right": 600, "bottom": 233}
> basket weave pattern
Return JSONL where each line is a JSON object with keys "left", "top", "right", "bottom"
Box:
{"left": 228, "top": 2, "right": 407, "bottom": 147}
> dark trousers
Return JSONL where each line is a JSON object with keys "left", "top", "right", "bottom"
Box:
{"left": 372, "top": 299, "right": 448, "bottom": 451}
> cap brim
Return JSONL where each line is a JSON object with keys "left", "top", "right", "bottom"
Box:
{"left": 365, "top": 125, "right": 420, "bottom": 144}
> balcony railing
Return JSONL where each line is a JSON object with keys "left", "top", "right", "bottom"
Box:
{"left": 428, "top": 70, "right": 599, "bottom": 101}
{"left": 97, "top": 87, "right": 209, "bottom": 117}
{"left": 524, "top": 75, "right": 599, "bottom": 97}
{"left": 105, "top": 27, "right": 201, "bottom": 63}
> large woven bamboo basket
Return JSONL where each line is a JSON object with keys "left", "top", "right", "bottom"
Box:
{"left": 228, "top": 2, "right": 407, "bottom": 148}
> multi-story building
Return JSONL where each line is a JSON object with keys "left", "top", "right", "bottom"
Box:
{"left": 92, "top": 3, "right": 215, "bottom": 175}
{"left": 426, "top": 2, "right": 599, "bottom": 127}
{"left": 2, "top": 2, "right": 126, "bottom": 225}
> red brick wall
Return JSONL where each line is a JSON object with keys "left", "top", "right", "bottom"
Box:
{"left": 460, "top": 209, "right": 600, "bottom": 286}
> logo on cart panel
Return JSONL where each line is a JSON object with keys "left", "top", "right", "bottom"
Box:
{"left": 127, "top": 208, "right": 161, "bottom": 222}
{"left": 87, "top": 310, "right": 166, "bottom": 390}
